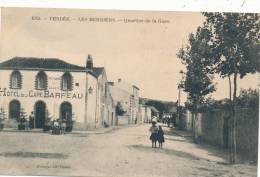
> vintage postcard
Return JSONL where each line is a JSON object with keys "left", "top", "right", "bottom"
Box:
{"left": 0, "top": 7, "right": 259, "bottom": 177}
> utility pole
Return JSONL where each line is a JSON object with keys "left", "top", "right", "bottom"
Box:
{"left": 178, "top": 84, "right": 181, "bottom": 107}
{"left": 177, "top": 70, "right": 184, "bottom": 128}
{"left": 177, "top": 84, "right": 181, "bottom": 128}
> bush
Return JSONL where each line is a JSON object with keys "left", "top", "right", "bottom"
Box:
{"left": 236, "top": 88, "right": 259, "bottom": 108}
{"left": 116, "top": 102, "right": 126, "bottom": 116}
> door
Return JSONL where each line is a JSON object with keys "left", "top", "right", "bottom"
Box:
{"left": 60, "top": 102, "right": 72, "bottom": 121}
{"left": 35, "top": 101, "right": 46, "bottom": 128}
{"left": 60, "top": 102, "right": 72, "bottom": 131}
{"left": 9, "top": 100, "right": 20, "bottom": 120}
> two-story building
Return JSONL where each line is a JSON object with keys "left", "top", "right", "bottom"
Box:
{"left": 109, "top": 78, "right": 140, "bottom": 124}
{"left": 0, "top": 55, "right": 116, "bottom": 131}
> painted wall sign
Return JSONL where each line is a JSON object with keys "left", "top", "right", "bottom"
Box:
{"left": 0, "top": 88, "right": 83, "bottom": 99}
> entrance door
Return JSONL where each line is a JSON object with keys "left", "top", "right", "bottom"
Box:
{"left": 60, "top": 102, "right": 72, "bottom": 131}
{"left": 35, "top": 101, "right": 46, "bottom": 128}
{"left": 60, "top": 102, "right": 72, "bottom": 122}
{"left": 9, "top": 100, "right": 20, "bottom": 120}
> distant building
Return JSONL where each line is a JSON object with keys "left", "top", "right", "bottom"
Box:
{"left": 0, "top": 56, "right": 116, "bottom": 130}
{"left": 109, "top": 78, "right": 140, "bottom": 124}
{"left": 150, "top": 106, "right": 160, "bottom": 118}
{"left": 140, "top": 105, "right": 152, "bottom": 123}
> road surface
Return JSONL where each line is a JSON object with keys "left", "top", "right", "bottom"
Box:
{"left": 0, "top": 124, "right": 257, "bottom": 177}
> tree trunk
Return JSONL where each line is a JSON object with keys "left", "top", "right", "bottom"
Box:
{"left": 228, "top": 76, "right": 232, "bottom": 101}
{"left": 230, "top": 72, "right": 238, "bottom": 164}
{"left": 193, "top": 104, "right": 199, "bottom": 143}
{"left": 228, "top": 75, "right": 233, "bottom": 163}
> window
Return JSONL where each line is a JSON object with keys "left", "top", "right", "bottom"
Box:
{"left": 61, "top": 72, "right": 73, "bottom": 91}
{"left": 35, "top": 71, "right": 47, "bottom": 90}
{"left": 10, "top": 71, "right": 22, "bottom": 89}
{"left": 9, "top": 100, "right": 20, "bottom": 120}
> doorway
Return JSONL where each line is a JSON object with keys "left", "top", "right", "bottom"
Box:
{"left": 60, "top": 102, "right": 72, "bottom": 131}
{"left": 9, "top": 100, "right": 21, "bottom": 120}
{"left": 35, "top": 101, "right": 46, "bottom": 128}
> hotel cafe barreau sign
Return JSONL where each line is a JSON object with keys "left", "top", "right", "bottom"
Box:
{"left": 0, "top": 88, "right": 84, "bottom": 100}
{"left": 0, "top": 76, "right": 84, "bottom": 99}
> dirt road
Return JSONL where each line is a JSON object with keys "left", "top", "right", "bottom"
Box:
{"left": 0, "top": 124, "right": 257, "bottom": 177}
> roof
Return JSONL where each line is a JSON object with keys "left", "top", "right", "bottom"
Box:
{"left": 0, "top": 57, "right": 85, "bottom": 70}
{"left": 92, "top": 67, "right": 104, "bottom": 77}
{"left": 133, "top": 85, "right": 140, "bottom": 90}
{"left": 0, "top": 57, "right": 104, "bottom": 77}
{"left": 149, "top": 106, "right": 159, "bottom": 113}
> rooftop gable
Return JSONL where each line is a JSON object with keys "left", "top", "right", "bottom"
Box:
{"left": 0, "top": 57, "right": 85, "bottom": 70}
{"left": 0, "top": 57, "right": 105, "bottom": 77}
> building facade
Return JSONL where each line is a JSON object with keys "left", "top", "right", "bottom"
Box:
{"left": 0, "top": 56, "right": 116, "bottom": 131}
{"left": 140, "top": 105, "right": 152, "bottom": 123}
{"left": 109, "top": 79, "right": 140, "bottom": 124}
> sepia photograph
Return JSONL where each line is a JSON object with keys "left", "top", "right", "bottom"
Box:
{"left": 0, "top": 5, "right": 259, "bottom": 177}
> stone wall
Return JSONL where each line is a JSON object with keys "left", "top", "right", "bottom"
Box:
{"left": 184, "top": 107, "right": 258, "bottom": 162}
{"left": 200, "top": 110, "right": 227, "bottom": 147}
{"left": 235, "top": 108, "right": 258, "bottom": 161}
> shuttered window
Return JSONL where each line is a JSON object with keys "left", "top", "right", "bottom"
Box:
{"left": 10, "top": 71, "right": 22, "bottom": 89}
{"left": 35, "top": 71, "right": 48, "bottom": 90}
{"left": 61, "top": 72, "right": 73, "bottom": 91}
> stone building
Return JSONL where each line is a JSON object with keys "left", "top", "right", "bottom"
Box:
{"left": 108, "top": 79, "right": 140, "bottom": 124}
{"left": 140, "top": 105, "right": 152, "bottom": 123}
{"left": 0, "top": 55, "right": 116, "bottom": 131}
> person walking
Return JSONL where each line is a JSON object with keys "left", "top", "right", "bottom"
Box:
{"left": 149, "top": 121, "right": 159, "bottom": 148}
{"left": 157, "top": 125, "right": 165, "bottom": 149}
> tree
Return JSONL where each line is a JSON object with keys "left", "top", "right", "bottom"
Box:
{"left": 115, "top": 102, "right": 126, "bottom": 116}
{"left": 0, "top": 108, "right": 6, "bottom": 130}
{"left": 202, "top": 12, "right": 260, "bottom": 163}
{"left": 0, "top": 107, "right": 7, "bottom": 121}
{"left": 142, "top": 99, "right": 177, "bottom": 118}
{"left": 237, "top": 88, "right": 259, "bottom": 108}
{"left": 177, "top": 26, "right": 216, "bottom": 142}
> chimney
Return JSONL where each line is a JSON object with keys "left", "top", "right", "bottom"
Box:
{"left": 86, "top": 54, "right": 93, "bottom": 70}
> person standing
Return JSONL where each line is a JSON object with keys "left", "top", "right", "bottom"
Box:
{"left": 149, "top": 121, "right": 159, "bottom": 148}
{"left": 157, "top": 125, "right": 165, "bottom": 149}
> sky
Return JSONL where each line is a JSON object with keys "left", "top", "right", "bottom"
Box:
{"left": 0, "top": 7, "right": 259, "bottom": 102}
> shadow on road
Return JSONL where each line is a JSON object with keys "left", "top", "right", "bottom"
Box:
{"left": 0, "top": 151, "right": 68, "bottom": 159}
{"left": 162, "top": 126, "right": 230, "bottom": 164}
{"left": 164, "top": 137, "right": 191, "bottom": 143}
{"left": 128, "top": 144, "right": 201, "bottom": 161}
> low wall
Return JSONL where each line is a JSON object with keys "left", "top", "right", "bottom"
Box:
{"left": 184, "top": 107, "right": 258, "bottom": 162}
{"left": 235, "top": 108, "right": 258, "bottom": 161}
{"left": 200, "top": 110, "right": 227, "bottom": 147}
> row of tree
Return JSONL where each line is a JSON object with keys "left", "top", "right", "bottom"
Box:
{"left": 177, "top": 13, "right": 259, "bottom": 164}
{"left": 140, "top": 98, "right": 177, "bottom": 117}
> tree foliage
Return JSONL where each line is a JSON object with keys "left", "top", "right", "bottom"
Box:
{"left": 115, "top": 102, "right": 126, "bottom": 116}
{"left": 202, "top": 12, "right": 260, "bottom": 164}
{"left": 177, "top": 26, "right": 216, "bottom": 143}
{"left": 178, "top": 26, "right": 216, "bottom": 106}
{"left": 144, "top": 100, "right": 177, "bottom": 118}
{"left": 202, "top": 13, "right": 260, "bottom": 80}
{"left": 237, "top": 88, "right": 259, "bottom": 108}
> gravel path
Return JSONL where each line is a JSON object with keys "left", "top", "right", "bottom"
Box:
{"left": 0, "top": 124, "right": 257, "bottom": 177}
